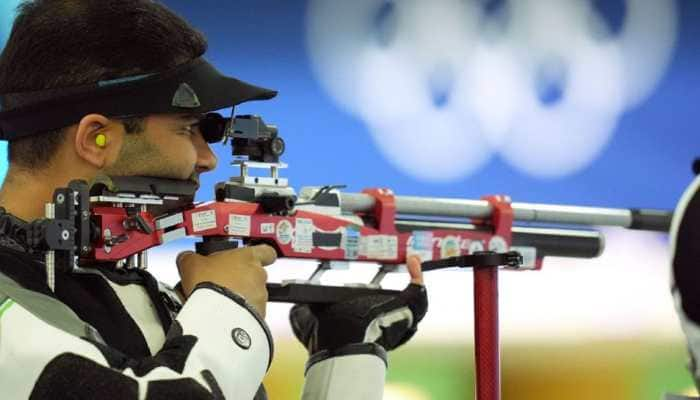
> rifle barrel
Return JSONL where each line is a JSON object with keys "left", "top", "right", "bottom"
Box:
{"left": 341, "top": 193, "right": 672, "bottom": 232}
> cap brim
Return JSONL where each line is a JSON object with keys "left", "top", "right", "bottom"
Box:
{"left": 189, "top": 60, "right": 277, "bottom": 112}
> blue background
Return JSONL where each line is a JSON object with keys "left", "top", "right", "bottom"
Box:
{"left": 0, "top": 5, "right": 697, "bottom": 399}
{"left": 1, "top": 0, "right": 698, "bottom": 210}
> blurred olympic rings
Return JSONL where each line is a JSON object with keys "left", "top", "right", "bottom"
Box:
{"left": 305, "top": 0, "right": 678, "bottom": 181}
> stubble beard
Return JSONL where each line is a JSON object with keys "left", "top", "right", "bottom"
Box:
{"left": 101, "top": 134, "right": 194, "bottom": 181}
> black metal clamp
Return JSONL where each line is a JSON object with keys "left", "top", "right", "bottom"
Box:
{"left": 421, "top": 251, "right": 523, "bottom": 272}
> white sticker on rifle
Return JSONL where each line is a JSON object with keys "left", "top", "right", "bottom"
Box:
{"left": 276, "top": 220, "right": 293, "bottom": 245}
{"left": 293, "top": 218, "right": 314, "bottom": 253}
{"left": 469, "top": 240, "right": 485, "bottom": 254}
{"left": 191, "top": 210, "right": 217, "bottom": 232}
{"left": 440, "top": 235, "right": 461, "bottom": 259}
{"left": 360, "top": 235, "right": 398, "bottom": 260}
{"left": 228, "top": 214, "right": 251, "bottom": 236}
{"left": 407, "top": 231, "right": 433, "bottom": 261}
{"left": 488, "top": 236, "right": 508, "bottom": 253}
{"left": 260, "top": 223, "right": 275, "bottom": 235}
{"left": 343, "top": 227, "right": 360, "bottom": 259}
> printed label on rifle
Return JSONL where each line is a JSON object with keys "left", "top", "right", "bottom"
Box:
{"left": 407, "top": 231, "right": 434, "bottom": 261}
{"left": 488, "top": 236, "right": 508, "bottom": 253}
{"left": 342, "top": 228, "right": 360, "bottom": 259}
{"left": 228, "top": 214, "right": 251, "bottom": 236}
{"left": 260, "top": 223, "right": 275, "bottom": 235}
{"left": 192, "top": 210, "right": 217, "bottom": 232}
{"left": 440, "top": 235, "right": 461, "bottom": 258}
{"left": 276, "top": 220, "right": 293, "bottom": 245}
{"left": 469, "top": 240, "right": 485, "bottom": 254}
{"left": 293, "top": 218, "right": 314, "bottom": 253}
{"left": 360, "top": 235, "right": 398, "bottom": 260}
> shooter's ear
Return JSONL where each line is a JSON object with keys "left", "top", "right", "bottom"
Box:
{"left": 74, "top": 114, "right": 117, "bottom": 169}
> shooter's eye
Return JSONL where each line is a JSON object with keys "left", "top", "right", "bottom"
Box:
{"left": 198, "top": 113, "right": 227, "bottom": 143}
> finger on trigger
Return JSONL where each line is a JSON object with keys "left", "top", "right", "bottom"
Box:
{"left": 252, "top": 244, "right": 278, "bottom": 266}
{"left": 407, "top": 255, "right": 424, "bottom": 285}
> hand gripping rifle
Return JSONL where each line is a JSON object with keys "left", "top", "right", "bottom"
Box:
{"left": 25, "top": 114, "right": 673, "bottom": 400}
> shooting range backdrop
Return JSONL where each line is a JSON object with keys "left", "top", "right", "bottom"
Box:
{"left": 1, "top": 1, "right": 699, "bottom": 399}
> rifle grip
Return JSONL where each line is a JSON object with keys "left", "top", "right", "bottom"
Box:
{"left": 195, "top": 236, "right": 239, "bottom": 256}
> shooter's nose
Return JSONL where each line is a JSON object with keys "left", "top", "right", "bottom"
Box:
{"left": 194, "top": 133, "right": 218, "bottom": 174}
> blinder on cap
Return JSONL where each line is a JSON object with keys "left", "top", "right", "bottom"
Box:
{"left": 0, "top": 58, "right": 277, "bottom": 141}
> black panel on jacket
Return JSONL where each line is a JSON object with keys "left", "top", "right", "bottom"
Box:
{"left": 30, "top": 353, "right": 139, "bottom": 400}
{"left": 254, "top": 384, "right": 269, "bottom": 400}
{"left": 54, "top": 270, "right": 153, "bottom": 358}
{"left": 95, "top": 264, "right": 174, "bottom": 335}
{"left": 0, "top": 245, "right": 54, "bottom": 298}
{"left": 0, "top": 245, "right": 156, "bottom": 358}
{"left": 200, "top": 370, "right": 225, "bottom": 400}
{"left": 81, "top": 337, "right": 130, "bottom": 370}
{"left": 138, "top": 269, "right": 174, "bottom": 334}
{"left": 127, "top": 333, "right": 198, "bottom": 376}
{"left": 145, "top": 378, "right": 214, "bottom": 400}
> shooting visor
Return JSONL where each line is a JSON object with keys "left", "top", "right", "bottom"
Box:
{"left": 0, "top": 57, "right": 277, "bottom": 141}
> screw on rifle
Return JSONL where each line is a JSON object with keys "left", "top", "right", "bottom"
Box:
{"left": 122, "top": 214, "right": 153, "bottom": 234}
{"left": 104, "top": 234, "right": 129, "bottom": 247}
{"left": 61, "top": 230, "right": 70, "bottom": 241}
{"left": 103, "top": 228, "right": 113, "bottom": 253}
{"left": 56, "top": 194, "right": 65, "bottom": 204}
{"left": 82, "top": 210, "right": 89, "bottom": 219}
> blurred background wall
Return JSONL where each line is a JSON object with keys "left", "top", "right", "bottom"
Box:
{"left": 2, "top": 0, "right": 700, "bottom": 398}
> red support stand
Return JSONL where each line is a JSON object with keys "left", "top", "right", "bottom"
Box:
{"left": 473, "top": 195, "right": 513, "bottom": 400}
{"left": 474, "top": 266, "right": 500, "bottom": 400}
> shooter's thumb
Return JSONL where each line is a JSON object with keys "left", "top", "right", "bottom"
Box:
{"left": 407, "top": 255, "right": 424, "bottom": 286}
{"left": 176, "top": 251, "right": 196, "bottom": 272}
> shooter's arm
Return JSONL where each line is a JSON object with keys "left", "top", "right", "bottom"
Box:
{"left": 0, "top": 277, "right": 270, "bottom": 399}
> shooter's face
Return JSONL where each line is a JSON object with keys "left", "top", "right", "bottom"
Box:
{"left": 102, "top": 114, "right": 218, "bottom": 184}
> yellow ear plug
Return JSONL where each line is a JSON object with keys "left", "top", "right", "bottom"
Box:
{"left": 95, "top": 133, "right": 107, "bottom": 148}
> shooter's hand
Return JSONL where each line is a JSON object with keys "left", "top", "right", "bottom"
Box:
{"left": 176, "top": 244, "right": 277, "bottom": 317}
{"left": 289, "top": 255, "right": 428, "bottom": 354}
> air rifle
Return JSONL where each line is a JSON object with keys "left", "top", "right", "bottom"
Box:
{"left": 22, "top": 114, "right": 673, "bottom": 400}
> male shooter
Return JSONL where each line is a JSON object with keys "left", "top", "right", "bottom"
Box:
{"left": 0, "top": 1, "right": 428, "bottom": 398}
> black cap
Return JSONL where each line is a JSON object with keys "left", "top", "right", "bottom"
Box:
{"left": 0, "top": 58, "right": 277, "bottom": 140}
